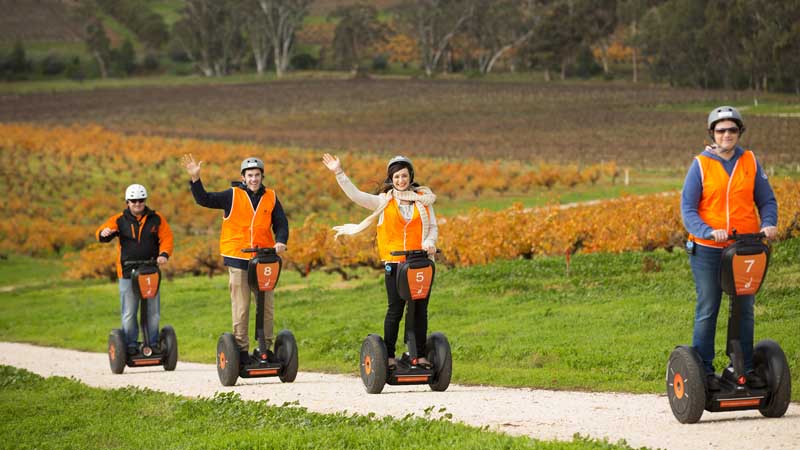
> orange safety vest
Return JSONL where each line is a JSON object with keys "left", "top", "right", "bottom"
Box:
{"left": 376, "top": 199, "right": 428, "bottom": 262}
{"left": 690, "top": 150, "right": 760, "bottom": 248}
{"left": 220, "top": 188, "right": 276, "bottom": 260}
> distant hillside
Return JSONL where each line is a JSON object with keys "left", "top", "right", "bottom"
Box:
{"left": 0, "top": 0, "right": 84, "bottom": 43}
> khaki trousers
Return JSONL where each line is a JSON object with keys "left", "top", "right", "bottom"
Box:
{"left": 228, "top": 267, "right": 274, "bottom": 352}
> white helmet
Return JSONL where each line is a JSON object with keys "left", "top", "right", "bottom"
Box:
{"left": 125, "top": 184, "right": 148, "bottom": 200}
{"left": 386, "top": 155, "right": 413, "bottom": 171}
{"left": 240, "top": 157, "right": 265, "bottom": 174}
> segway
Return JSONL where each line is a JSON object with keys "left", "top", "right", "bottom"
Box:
{"left": 216, "top": 247, "right": 298, "bottom": 386}
{"left": 360, "top": 249, "right": 452, "bottom": 394}
{"left": 667, "top": 232, "right": 791, "bottom": 423}
{"left": 108, "top": 259, "right": 178, "bottom": 374}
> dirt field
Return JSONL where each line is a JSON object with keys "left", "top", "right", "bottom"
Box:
{"left": 3, "top": 79, "right": 798, "bottom": 167}
{"left": 2, "top": 342, "right": 798, "bottom": 450}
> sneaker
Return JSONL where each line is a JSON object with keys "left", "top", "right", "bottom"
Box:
{"left": 706, "top": 373, "right": 721, "bottom": 391}
{"left": 239, "top": 350, "right": 251, "bottom": 365}
{"left": 126, "top": 347, "right": 138, "bottom": 356}
{"left": 746, "top": 371, "right": 767, "bottom": 389}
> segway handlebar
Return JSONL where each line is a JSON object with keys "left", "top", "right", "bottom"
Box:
{"left": 390, "top": 249, "right": 441, "bottom": 257}
{"left": 241, "top": 246, "right": 278, "bottom": 255}
{"left": 123, "top": 259, "right": 158, "bottom": 268}
{"left": 729, "top": 230, "right": 766, "bottom": 241}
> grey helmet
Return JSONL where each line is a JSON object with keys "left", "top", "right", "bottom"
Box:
{"left": 707, "top": 106, "right": 745, "bottom": 134}
{"left": 386, "top": 155, "right": 413, "bottom": 171}
{"left": 125, "top": 183, "right": 147, "bottom": 200}
{"left": 240, "top": 157, "right": 264, "bottom": 174}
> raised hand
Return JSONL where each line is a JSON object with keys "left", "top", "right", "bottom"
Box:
{"left": 182, "top": 153, "right": 203, "bottom": 181}
{"left": 322, "top": 153, "right": 342, "bottom": 174}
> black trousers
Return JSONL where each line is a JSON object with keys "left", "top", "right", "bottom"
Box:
{"left": 384, "top": 263, "right": 429, "bottom": 358}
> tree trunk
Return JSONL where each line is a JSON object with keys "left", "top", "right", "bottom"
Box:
{"left": 92, "top": 50, "right": 108, "bottom": 78}
{"left": 631, "top": 21, "right": 638, "bottom": 83}
{"left": 599, "top": 42, "right": 609, "bottom": 74}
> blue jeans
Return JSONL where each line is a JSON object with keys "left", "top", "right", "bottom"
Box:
{"left": 690, "top": 244, "right": 755, "bottom": 374}
{"left": 119, "top": 278, "right": 160, "bottom": 350}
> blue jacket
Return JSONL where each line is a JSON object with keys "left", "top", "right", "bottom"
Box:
{"left": 680, "top": 146, "right": 777, "bottom": 239}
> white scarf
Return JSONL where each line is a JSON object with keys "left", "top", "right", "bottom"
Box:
{"left": 333, "top": 187, "right": 436, "bottom": 245}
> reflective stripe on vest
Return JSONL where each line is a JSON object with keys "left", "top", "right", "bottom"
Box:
{"left": 689, "top": 150, "right": 759, "bottom": 248}
{"left": 220, "top": 188, "right": 276, "bottom": 259}
{"left": 376, "top": 199, "right": 426, "bottom": 262}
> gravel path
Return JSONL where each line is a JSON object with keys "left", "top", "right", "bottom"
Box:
{"left": 2, "top": 342, "right": 797, "bottom": 450}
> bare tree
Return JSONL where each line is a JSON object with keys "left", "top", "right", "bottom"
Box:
{"left": 256, "top": 0, "right": 313, "bottom": 77}
{"left": 617, "top": 0, "right": 664, "bottom": 83}
{"left": 330, "top": 3, "right": 388, "bottom": 72}
{"left": 242, "top": 1, "right": 272, "bottom": 74}
{"left": 174, "top": 0, "right": 247, "bottom": 76}
{"left": 397, "top": 0, "right": 474, "bottom": 76}
{"left": 74, "top": 1, "right": 110, "bottom": 78}
{"left": 467, "top": 0, "right": 547, "bottom": 74}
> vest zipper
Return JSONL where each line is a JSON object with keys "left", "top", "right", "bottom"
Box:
{"left": 725, "top": 159, "right": 740, "bottom": 233}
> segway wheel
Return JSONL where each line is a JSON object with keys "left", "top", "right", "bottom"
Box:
{"left": 276, "top": 329, "right": 299, "bottom": 383}
{"left": 108, "top": 329, "right": 126, "bottom": 374}
{"left": 216, "top": 333, "right": 239, "bottom": 386}
{"left": 161, "top": 325, "right": 178, "bottom": 371}
{"left": 426, "top": 332, "right": 452, "bottom": 392}
{"left": 666, "top": 346, "right": 705, "bottom": 424}
{"left": 754, "top": 339, "right": 791, "bottom": 418}
{"left": 360, "top": 334, "right": 387, "bottom": 394}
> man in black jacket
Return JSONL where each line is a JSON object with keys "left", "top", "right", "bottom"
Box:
{"left": 97, "top": 184, "right": 174, "bottom": 355}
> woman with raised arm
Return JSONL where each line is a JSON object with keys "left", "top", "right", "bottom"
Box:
{"left": 322, "top": 153, "right": 438, "bottom": 370}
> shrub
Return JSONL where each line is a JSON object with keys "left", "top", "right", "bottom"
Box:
{"left": 371, "top": 54, "right": 388, "bottom": 71}
{"left": 142, "top": 52, "right": 160, "bottom": 72}
{"left": 40, "top": 52, "right": 66, "bottom": 76}
{"left": 291, "top": 53, "right": 318, "bottom": 70}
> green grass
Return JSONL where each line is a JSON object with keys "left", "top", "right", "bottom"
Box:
{"left": 0, "top": 366, "right": 638, "bottom": 450}
{"left": 0, "top": 71, "right": 363, "bottom": 94}
{"left": 0, "top": 255, "right": 64, "bottom": 288}
{"left": 656, "top": 100, "right": 800, "bottom": 117}
{"left": 2, "top": 239, "right": 798, "bottom": 399}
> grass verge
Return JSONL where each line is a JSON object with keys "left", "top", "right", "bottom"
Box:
{"left": 0, "top": 365, "right": 640, "bottom": 450}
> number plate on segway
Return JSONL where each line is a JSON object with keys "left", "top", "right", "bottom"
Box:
{"left": 256, "top": 262, "right": 280, "bottom": 292}
{"left": 731, "top": 253, "right": 767, "bottom": 296}
{"left": 132, "top": 265, "right": 160, "bottom": 300}
{"left": 720, "top": 238, "right": 770, "bottom": 297}
{"left": 406, "top": 266, "right": 433, "bottom": 300}
{"left": 248, "top": 253, "right": 282, "bottom": 292}
{"left": 397, "top": 259, "right": 435, "bottom": 302}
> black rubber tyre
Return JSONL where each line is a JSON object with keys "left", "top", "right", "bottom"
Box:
{"left": 666, "top": 346, "right": 705, "bottom": 424}
{"left": 360, "top": 334, "right": 387, "bottom": 394}
{"left": 108, "top": 329, "right": 126, "bottom": 374}
{"left": 754, "top": 339, "right": 791, "bottom": 418}
{"left": 216, "top": 333, "right": 239, "bottom": 386}
{"left": 161, "top": 325, "right": 178, "bottom": 371}
{"left": 426, "top": 332, "right": 452, "bottom": 392}
{"left": 276, "top": 329, "right": 299, "bottom": 383}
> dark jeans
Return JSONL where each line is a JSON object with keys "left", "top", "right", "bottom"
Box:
{"left": 690, "top": 244, "right": 755, "bottom": 374}
{"left": 384, "top": 263, "right": 429, "bottom": 358}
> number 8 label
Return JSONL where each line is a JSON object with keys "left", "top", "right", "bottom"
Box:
{"left": 257, "top": 262, "right": 280, "bottom": 292}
